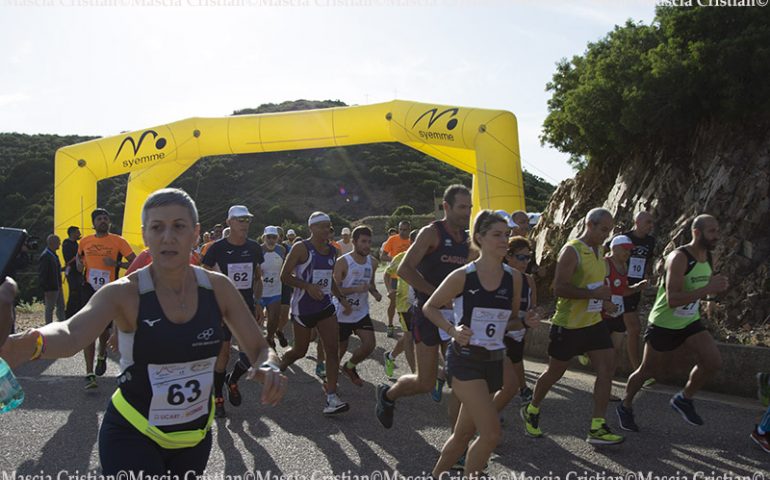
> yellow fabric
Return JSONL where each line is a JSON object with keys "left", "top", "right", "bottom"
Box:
{"left": 551, "top": 239, "right": 608, "bottom": 329}
{"left": 53, "top": 101, "right": 524, "bottom": 253}
{"left": 385, "top": 252, "right": 410, "bottom": 313}
{"left": 111, "top": 389, "right": 214, "bottom": 450}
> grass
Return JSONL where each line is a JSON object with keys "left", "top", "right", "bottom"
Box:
{"left": 16, "top": 299, "right": 44, "bottom": 314}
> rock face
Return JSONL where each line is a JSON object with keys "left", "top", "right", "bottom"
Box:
{"left": 531, "top": 122, "right": 770, "bottom": 346}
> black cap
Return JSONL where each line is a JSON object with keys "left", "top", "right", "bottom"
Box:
{"left": 91, "top": 208, "right": 111, "bottom": 223}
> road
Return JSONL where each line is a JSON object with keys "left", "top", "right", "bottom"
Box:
{"left": 1, "top": 275, "right": 767, "bottom": 480}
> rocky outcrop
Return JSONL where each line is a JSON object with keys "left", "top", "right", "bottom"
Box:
{"left": 532, "top": 121, "right": 770, "bottom": 345}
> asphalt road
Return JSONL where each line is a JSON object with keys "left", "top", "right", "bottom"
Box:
{"left": 1, "top": 275, "right": 768, "bottom": 480}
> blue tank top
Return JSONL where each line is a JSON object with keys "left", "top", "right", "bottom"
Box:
{"left": 290, "top": 240, "right": 336, "bottom": 316}
{"left": 416, "top": 221, "right": 469, "bottom": 305}
{"left": 116, "top": 267, "right": 223, "bottom": 433}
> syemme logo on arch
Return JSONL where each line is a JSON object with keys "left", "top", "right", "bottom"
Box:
{"left": 412, "top": 107, "right": 459, "bottom": 142}
{"left": 114, "top": 130, "right": 168, "bottom": 168}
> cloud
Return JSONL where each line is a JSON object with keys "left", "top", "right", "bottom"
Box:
{"left": 0, "top": 93, "right": 30, "bottom": 107}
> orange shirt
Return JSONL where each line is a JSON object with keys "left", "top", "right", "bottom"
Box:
{"left": 330, "top": 240, "right": 342, "bottom": 254}
{"left": 200, "top": 240, "right": 215, "bottom": 257}
{"left": 383, "top": 235, "right": 411, "bottom": 258}
{"left": 126, "top": 248, "right": 201, "bottom": 275}
{"left": 78, "top": 233, "right": 134, "bottom": 290}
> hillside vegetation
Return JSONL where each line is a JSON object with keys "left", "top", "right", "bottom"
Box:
{"left": 0, "top": 100, "right": 554, "bottom": 300}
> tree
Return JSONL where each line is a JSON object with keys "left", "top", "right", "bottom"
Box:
{"left": 540, "top": 6, "right": 770, "bottom": 171}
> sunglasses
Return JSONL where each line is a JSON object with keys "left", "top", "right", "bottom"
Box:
{"left": 508, "top": 253, "right": 531, "bottom": 261}
{"left": 235, "top": 217, "right": 251, "bottom": 223}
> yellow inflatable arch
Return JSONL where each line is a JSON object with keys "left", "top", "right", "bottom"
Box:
{"left": 54, "top": 100, "right": 524, "bottom": 251}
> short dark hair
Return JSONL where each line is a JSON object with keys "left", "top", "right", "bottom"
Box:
{"left": 443, "top": 184, "right": 471, "bottom": 207}
{"left": 352, "top": 225, "right": 372, "bottom": 242}
{"left": 91, "top": 208, "right": 110, "bottom": 224}
{"left": 507, "top": 236, "right": 532, "bottom": 256}
{"left": 67, "top": 226, "right": 79, "bottom": 236}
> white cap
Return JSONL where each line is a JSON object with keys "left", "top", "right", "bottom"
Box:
{"left": 610, "top": 235, "right": 634, "bottom": 250}
{"left": 228, "top": 205, "right": 252, "bottom": 219}
{"left": 286, "top": 229, "right": 296, "bottom": 236}
{"left": 264, "top": 226, "right": 279, "bottom": 236}
{"left": 341, "top": 227, "right": 351, "bottom": 235}
{"left": 494, "top": 209, "right": 517, "bottom": 229}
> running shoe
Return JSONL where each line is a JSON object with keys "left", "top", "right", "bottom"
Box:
{"left": 315, "top": 362, "right": 326, "bottom": 380}
{"left": 323, "top": 393, "right": 350, "bottom": 415}
{"left": 520, "top": 404, "right": 543, "bottom": 438}
{"left": 642, "top": 377, "right": 657, "bottom": 389}
{"left": 750, "top": 425, "right": 770, "bottom": 453}
{"left": 384, "top": 351, "right": 396, "bottom": 378}
{"left": 578, "top": 354, "right": 590, "bottom": 366}
{"left": 84, "top": 374, "right": 97, "bottom": 390}
{"left": 586, "top": 422, "right": 624, "bottom": 445}
{"left": 518, "top": 386, "right": 533, "bottom": 404}
{"left": 215, "top": 397, "right": 226, "bottom": 419}
{"left": 95, "top": 356, "right": 107, "bottom": 376}
{"left": 431, "top": 378, "right": 445, "bottom": 403}
{"left": 670, "top": 393, "right": 703, "bottom": 426}
{"left": 226, "top": 373, "right": 243, "bottom": 406}
{"left": 616, "top": 403, "right": 639, "bottom": 432}
{"left": 342, "top": 364, "right": 364, "bottom": 387}
{"left": 375, "top": 384, "right": 395, "bottom": 428}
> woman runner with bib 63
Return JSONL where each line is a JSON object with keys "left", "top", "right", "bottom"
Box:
{"left": 0, "top": 188, "right": 287, "bottom": 475}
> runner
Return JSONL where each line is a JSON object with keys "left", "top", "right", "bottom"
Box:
{"left": 382, "top": 229, "right": 419, "bottom": 378}
{"left": 201, "top": 205, "right": 264, "bottom": 419}
{"left": 619, "top": 212, "right": 656, "bottom": 379}
{"left": 376, "top": 185, "right": 471, "bottom": 429}
{"left": 334, "top": 226, "right": 382, "bottom": 387}
{"left": 601, "top": 235, "right": 647, "bottom": 400}
{"left": 275, "top": 226, "right": 292, "bottom": 348}
{"left": 286, "top": 229, "right": 297, "bottom": 244}
{"left": 381, "top": 221, "right": 412, "bottom": 338}
{"left": 261, "top": 226, "right": 287, "bottom": 350}
{"left": 617, "top": 214, "right": 729, "bottom": 431}
{"left": 62, "top": 226, "right": 84, "bottom": 319}
{"left": 279, "top": 211, "right": 351, "bottom": 415}
{"left": 199, "top": 224, "right": 223, "bottom": 258}
{"left": 0, "top": 188, "right": 286, "bottom": 475}
{"left": 520, "top": 208, "right": 624, "bottom": 445}
{"left": 426, "top": 210, "right": 523, "bottom": 478}
{"left": 338, "top": 227, "right": 354, "bottom": 255}
{"left": 493, "top": 235, "right": 540, "bottom": 413}
{"left": 77, "top": 208, "right": 137, "bottom": 389}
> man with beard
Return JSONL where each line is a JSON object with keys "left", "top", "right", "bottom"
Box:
{"left": 77, "top": 209, "right": 136, "bottom": 389}
{"left": 334, "top": 226, "right": 382, "bottom": 386}
{"left": 617, "top": 214, "right": 729, "bottom": 431}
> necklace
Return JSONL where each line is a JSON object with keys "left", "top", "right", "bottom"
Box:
{"left": 167, "top": 271, "right": 188, "bottom": 310}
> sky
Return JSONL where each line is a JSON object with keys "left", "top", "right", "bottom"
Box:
{"left": 0, "top": 0, "right": 658, "bottom": 185}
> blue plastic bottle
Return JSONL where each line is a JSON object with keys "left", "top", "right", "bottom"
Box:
{"left": 0, "top": 357, "right": 24, "bottom": 413}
